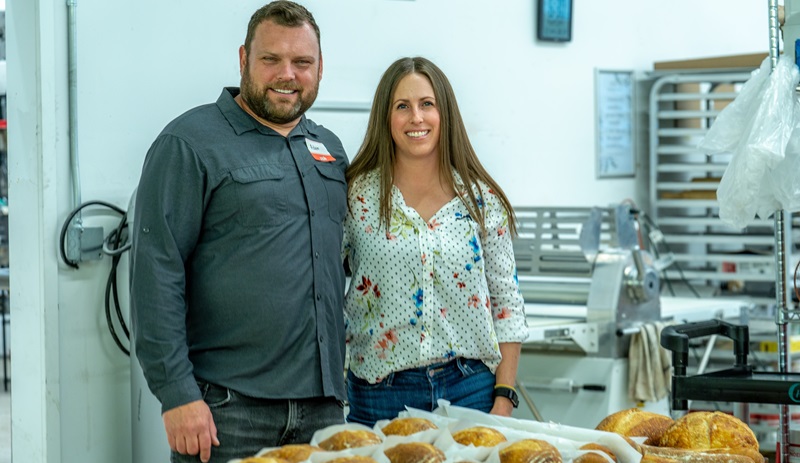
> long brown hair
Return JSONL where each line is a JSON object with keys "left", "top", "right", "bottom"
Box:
{"left": 346, "top": 56, "right": 517, "bottom": 236}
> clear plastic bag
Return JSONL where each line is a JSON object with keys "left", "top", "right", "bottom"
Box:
{"left": 698, "top": 57, "right": 771, "bottom": 155}
{"left": 711, "top": 55, "right": 800, "bottom": 229}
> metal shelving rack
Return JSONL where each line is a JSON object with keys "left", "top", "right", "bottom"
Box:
{"left": 648, "top": 70, "right": 800, "bottom": 305}
{"left": 660, "top": 5, "right": 800, "bottom": 463}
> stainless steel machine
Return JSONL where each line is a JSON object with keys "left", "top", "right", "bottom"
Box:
{"left": 511, "top": 205, "right": 746, "bottom": 427}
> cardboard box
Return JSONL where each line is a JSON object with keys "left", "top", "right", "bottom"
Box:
{"left": 654, "top": 52, "right": 767, "bottom": 71}
{"left": 672, "top": 81, "right": 737, "bottom": 129}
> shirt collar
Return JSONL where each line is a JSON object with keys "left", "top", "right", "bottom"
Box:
{"left": 216, "top": 87, "right": 321, "bottom": 138}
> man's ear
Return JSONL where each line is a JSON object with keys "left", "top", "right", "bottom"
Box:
{"left": 238, "top": 45, "right": 247, "bottom": 76}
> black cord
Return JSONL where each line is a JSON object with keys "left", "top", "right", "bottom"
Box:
{"left": 105, "top": 212, "right": 131, "bottom": 356}
{"left": 59, "top": 200, "right": 126, "bottom": 269}
{"left": 58, "top": 200, "right": 131, "bottom": 355}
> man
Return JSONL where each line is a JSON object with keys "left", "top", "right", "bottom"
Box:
{"left": 130, "top": 2, "right": 348, "bottom": 462}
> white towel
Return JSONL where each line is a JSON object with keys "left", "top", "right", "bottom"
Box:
{"left": 628, "top": 321, "right": 672, "bottom": 403}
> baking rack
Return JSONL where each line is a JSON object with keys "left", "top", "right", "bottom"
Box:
{"left": 660, "top": 3, "right": 798, "bottom": 462}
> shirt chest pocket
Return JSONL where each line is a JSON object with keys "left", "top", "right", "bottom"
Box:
{"left": 231, "top": 164, "right": 288, "bottom": 227}
{"left": 315, "top": 164, "right": 347, "bottom": 224}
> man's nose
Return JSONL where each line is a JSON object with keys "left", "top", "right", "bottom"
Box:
{"left": 275, "top": 62, "right": 296, "bottom": 81}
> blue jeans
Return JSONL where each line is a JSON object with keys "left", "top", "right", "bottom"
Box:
{"left": 171, "top": 382, "right": 345, "bottom": 463}
{"left": 346, "top": 358, "right": 495, "bottom": 427}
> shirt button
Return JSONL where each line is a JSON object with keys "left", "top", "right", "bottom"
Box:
{"left": 311, "top": 210, "right": 316, "bottom": 216}
{"left": 315, "top": 251, "right": 319, "bottom": 259}
{"left": 316, "top": 294, "right": 321, "bottom": 301}
{"left": 428, "top": 370, "right": 435, "bottom": 378}
{"left": 319, "top": 335, "right": 324, "bottom": 343}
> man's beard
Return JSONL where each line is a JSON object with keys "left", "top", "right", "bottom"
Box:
{"left": 240, "top": 65, "right": 319, "bottom": 125}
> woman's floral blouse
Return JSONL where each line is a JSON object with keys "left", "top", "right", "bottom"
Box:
{"left": 343, "top": 170, "right": 528, "bottom": 383}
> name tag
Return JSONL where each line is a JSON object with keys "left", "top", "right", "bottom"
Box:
{"left": 306, "top": 138, "right": 335, "bottom": 162}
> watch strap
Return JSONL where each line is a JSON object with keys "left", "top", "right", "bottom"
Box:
{"left": 492, "top": 385, "right": 519, "bottom": 408}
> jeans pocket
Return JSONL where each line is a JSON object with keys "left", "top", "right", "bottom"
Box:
{"left": 199, "top": 382, "right": 232, "bottom": 408}
{"left": 456, "top": 358, "right": 488, "bottom": 377}
{"left": 347, "top": 370, "right": 392, "bottom": 391}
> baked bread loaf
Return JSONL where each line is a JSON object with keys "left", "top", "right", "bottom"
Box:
{"left": 261, "top": 444, "right": 322, "bottom": 463}
{"left": 704, "top": 448, "right": 766, "bottom": 463}
{"left": 657, "top": 411, "right": 759, "bottom": 452}
{"left": 327, "top": 456, "right": 379, "bottom": 463}
{"left": 381, "top": 417, "right": 438, "bottom": 436}
{"left": 240, "top": 458, "right": 290, "bottom": 463}
{"left": 640, "top": 455, "right": 679, "bottom": 463}
{"left": 318, "top": 429, "right": 382, "bottom": 451}
{"left": 573, "top": 443, "right": 617, "bottom": 463}
{"left": 595, "top": 408, "right": 674, "bottom": 445}
{"left": 499, "top": 439, "right": 561, "bottom": 463}
{"left": 639, "top": 445, "right": 761, "bottom": 463}
{"left": 452, "top": 426, "right": 507, "bottom": 447}
{"left": 384, "top": 442, "right": 446, "bottom": 463}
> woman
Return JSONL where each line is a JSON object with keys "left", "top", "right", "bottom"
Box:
{"left": 343, "top": 57, "right": 528, "bottom": 426}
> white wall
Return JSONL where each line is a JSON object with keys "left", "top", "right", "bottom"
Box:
{"left": 9, "top": 0, "right": 768, "bottom": 462}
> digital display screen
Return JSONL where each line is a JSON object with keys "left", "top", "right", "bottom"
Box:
{"left": 537, "top": 0, "right": 572, "bottom": 42}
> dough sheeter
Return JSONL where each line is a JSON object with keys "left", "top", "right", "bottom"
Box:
{"left": 510, "top": 205, "right": 748, "bottom": 427}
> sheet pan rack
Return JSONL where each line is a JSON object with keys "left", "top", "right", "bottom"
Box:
{"left": 660, "top": 3, "right": 798, "bottom": 462}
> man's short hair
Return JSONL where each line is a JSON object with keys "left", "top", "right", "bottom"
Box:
{"left": 244, "top": 1, "right": 321, "bottom": 56}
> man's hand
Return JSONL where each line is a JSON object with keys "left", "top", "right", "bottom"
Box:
{"left": 162, "top": 400, "right": 220, "bottom": 463}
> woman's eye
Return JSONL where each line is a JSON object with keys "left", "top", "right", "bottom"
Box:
{"left": 396, "top": 103, "right": 408, "bottom": 110}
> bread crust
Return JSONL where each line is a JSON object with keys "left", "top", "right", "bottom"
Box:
{"left": 384, "top": 442, "right": 446, "bottom": 463}
{"left": 261, "top": 444, "right": 322, "bottom": 463}
{"left": 381, "top": 417, "right": 438, "bottom": 436}
{"left": 657, "top": 412, "right": 759, "bottom": 452}
{"left": 318, "top": 429, "right": 382, "bottom": 451}
{"left": 499, "top": 439, "right": 562, "bottom": 463}
{"left": 327, "top": 456, "right": 379, "bottom": 463}
{"left": 451, "top": 426, "right": 507, "bottom": 447}
{"left": 240, "top": 458, "right": 290, "bottom": 463}
{"left": 639, "top": 444, "right": 759, "bottom": 463}
{"left": 574, "top": 442, "right": 617, "bottom": 463}
{"left": 595, "top": 408, "right": 674, "bottom": 445}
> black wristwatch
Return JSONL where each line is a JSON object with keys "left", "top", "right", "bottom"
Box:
{"left": 492, "top": 386, "right": 519, "bottom": 408}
